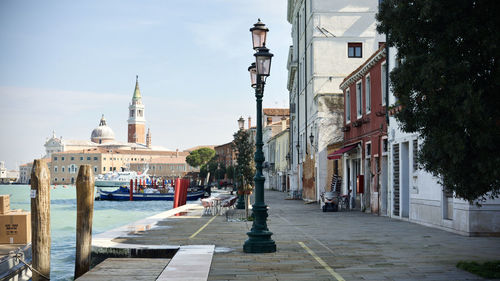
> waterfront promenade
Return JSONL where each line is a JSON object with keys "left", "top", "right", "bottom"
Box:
{"left": 87, "top": 189, "right": 499, "bottom": 280}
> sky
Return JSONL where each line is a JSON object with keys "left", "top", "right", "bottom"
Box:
{"left": 0, "top": 0, "right": 291, "bottom": 170}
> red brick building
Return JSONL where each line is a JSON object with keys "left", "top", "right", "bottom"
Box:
{"left": 214, "top": 141, "right": 236, "bottom": 168}
{"left": 330, "top": 46, "right": 388, "bottom": 213}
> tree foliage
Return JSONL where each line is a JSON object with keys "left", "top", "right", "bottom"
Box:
{"left": 233, "top": 130, "right": 255, "bottom": 191}
{"left": 226, "top": 165, "right": 235, "bottom": 181}
{"left": 186, "top": 147, "right": 215, "bottom": 168}
{"left": 377, "top": 0, "right": 500, "bottom": 202}
{"left": 215, "top": 162, "right": 226, "bottom": 181}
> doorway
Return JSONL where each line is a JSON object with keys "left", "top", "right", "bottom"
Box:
{"left": 401, "top": 142, "right": 410, "bottom": 218}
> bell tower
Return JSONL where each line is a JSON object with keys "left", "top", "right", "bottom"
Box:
{"left": 128, "top": 75, "right": 146, "bottom": 144}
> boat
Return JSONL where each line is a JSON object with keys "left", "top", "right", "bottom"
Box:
{"left": 97, "top": 186, "right": 205, "bottom": 201}
{"left": 95, "top": 170, "right": 150, "bottom": 188}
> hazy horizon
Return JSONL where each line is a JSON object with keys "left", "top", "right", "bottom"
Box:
{"left": 0, "top": 0, "right": 291, "bottom": 170}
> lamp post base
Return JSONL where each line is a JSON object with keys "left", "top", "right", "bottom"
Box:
{"left": 243, "top": 231, "right": 276, "bottom": 253}
{"left": 236, "top": 195, "right": 245, "bottom": 209}
{"left": 243, "top": 204, "right": 276, "bottom": 253}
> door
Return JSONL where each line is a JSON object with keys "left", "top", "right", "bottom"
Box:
{"left": 380, "top": 156, "right": 388, "bottom": 215}
{"left": 401, "top": 142, "right": 410, "bottom": 218}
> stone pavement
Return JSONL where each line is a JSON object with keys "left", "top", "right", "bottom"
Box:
{"left": 118, "top": 189, "right": 500, "bottom": 280}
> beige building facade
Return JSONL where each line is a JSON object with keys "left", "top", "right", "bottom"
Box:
{"left": 50, "top": 148, "right": 196, "bottom": 185}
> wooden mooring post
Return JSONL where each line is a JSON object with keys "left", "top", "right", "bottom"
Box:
{"left": 31, "top": 159, "right": 51, "bottom": 281}
{"left": 74, "top": 165, "right": 95, "bottom": 279}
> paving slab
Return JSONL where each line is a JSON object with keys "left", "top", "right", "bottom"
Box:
{"left": 91, "top": 189, "right": 499, "bottom": 280}
{"left": 77, "top": 258, "right": 170, "bottom": 280}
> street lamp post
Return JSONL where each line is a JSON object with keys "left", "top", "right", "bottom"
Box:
{"left": 236, "top": 117, "right": 246, "bottom": 209}
{"left": 243, "top": 19, "right": 276, "bottom": 253}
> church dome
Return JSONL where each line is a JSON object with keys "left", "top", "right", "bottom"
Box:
{"left": 91, "top": 115, "right": 115, "bottom": 144}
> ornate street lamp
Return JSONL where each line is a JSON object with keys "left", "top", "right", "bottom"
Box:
{"left": 250, "top": 19, "right": 269, "bottom": 50}
{"left": 248, "top": 63, "right": 257, "bottom": 88}
{"left": 238, "top": 116, "right": 245, "bottom": 130}
{"left": 254, "top": 46, "right": 273, "bottom": 80}
{"left": 236, "top": 117, "right": 246, "bottom": 209}
{"left": 243, "top": 19, "right": 276, "bottom": 254}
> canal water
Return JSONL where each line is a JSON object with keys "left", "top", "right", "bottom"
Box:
{"left": 0, "top": 184, "right": 175, "bottom": 280}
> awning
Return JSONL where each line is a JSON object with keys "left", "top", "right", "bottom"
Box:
{"left": 327, "top": 144, "right": 358, "bottom": 160}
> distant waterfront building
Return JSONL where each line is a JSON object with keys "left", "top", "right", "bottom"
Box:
{"left": 267, "top": 121, "right": 290, "bottom": 192}
{"left": 50, "top": 148, "right": 196, "bottom": 184}
{"left": 128, "top": 75, "right": 146, "bottom": 144}
{"left": 263, "top": 108, "right": 289, "bottom": 127}
{"left": 130, "top": 152, "right": 198, "bottom": 180}
{"left": 214, "top": 142, "right": 236, "bottom": 168}
{"left": 91, "top": 115, "right": 115, "bottom": 144}
{"left": 0, "top": 161, "right": 19, "bottom": 184}
{"left": 18, "top": 163, "right": 33, "bottom": 184}
{"left": 20, "top": 76, "right": 206, "bottom": 185}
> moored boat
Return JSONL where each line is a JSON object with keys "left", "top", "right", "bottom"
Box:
{"left": 95, "top": 170, "right": 150, "bottom": 188}
{"left": 97, "top": 186, "right": 205, "bottom": 201}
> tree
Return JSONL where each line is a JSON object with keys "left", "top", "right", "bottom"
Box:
{"left": 215, "top": 162, "right": 226, "bottom": 181}
{"left": 377, "top": 0, "right": 500, "bottom": 202}
{"left": 226, "top": 165, "right": 235, "bottom": 183}
{"left": 186, "top": 147, "right": 215, "bottom": 168}
{"left": 233, "top": 130, "right": 255, "bottom": 193}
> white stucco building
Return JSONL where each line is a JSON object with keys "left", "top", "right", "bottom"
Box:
{"left": 286, "top": 0, "right": 384, "bottom": 201}
{"left": 386, "top": 47, "right": 500, "bottom": 236}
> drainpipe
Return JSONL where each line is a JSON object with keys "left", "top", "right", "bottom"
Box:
{"left": 296, "top": 9, "right": 300, "bottom": 165}
{"left": 304, "top": 0, "right": 308, "bottom": 156}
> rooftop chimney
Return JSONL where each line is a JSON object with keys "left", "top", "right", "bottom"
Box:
{"left": 248, "top": 116, "right": 252, "bottom": 129}
{"left": 281, "top": 117, "right": 287, "bottom": 131}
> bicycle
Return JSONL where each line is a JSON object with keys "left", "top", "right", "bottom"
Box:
{"left": 337, "top": 194, "right": 350, "bottom": 211}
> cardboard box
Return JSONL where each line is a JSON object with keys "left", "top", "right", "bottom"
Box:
{"left": 0, "top": 195, "right": 10, "bottom": 214}
{"left": 0, "top": 211, "right": 31, "bottom": 244}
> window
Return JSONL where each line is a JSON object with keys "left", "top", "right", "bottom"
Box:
{"left": 348, "top": 43, "right": 362, "bottom": 58}
{"left": 381, "top": 63, "right": 387, "bottom": 106}
{"left": 54, "top": 156, "right": 58, "bottom": 161}
{"left": 413, "top": 139, "right": 419, "bottom": 172}
{"left": 366, "top": 143, "right": 371, "bottom": 158}
{"left": 138, "top": 110, "right": 143, "bottom": 117}
{"left": 103, "top": 158, "right": 106, "bottom": 160}
{"left": 94, "top": 166, "right": 97, "bottom": 173}
{"left": 71, "top": 157, "right": 74, "bottom": 161}
{"left": 356, "top": 81, "right": 362, "bottom": 117}
{"left": 62, "top": 157, "right": 65, "bottom": 161}
{"left": 87, "top": 157, "right": 90, "bottom": 160}
{"left": 130, "top": 110, "right": 134, "bottom": 117}
{"left": 62, "top": 167, "right": 65, "bottom": 172}
{"left": 103, "top": 167, "right": 106, "bottom": 172}
{"left": 94, "top": 157, "right": 97, "bottom": 160}
{"left": 80, "top": 157, "right": 83, "bottom": 161}
{"left": 346, "top": 89, "right": 351, "bottom": 123}
{"left": 365, "top": 75, "right": 371, "bottom": 113}
{"left": 54, "top": 166, "right": 58, "bottom": 172}
{"left": 62, "top": 178, "right": 65, "bottom": 182}
{"left": 382, "top": 138, "right": 388, "bottom": 155}
{"left": 54, "top": 178, "right": 58, "bottom": 182}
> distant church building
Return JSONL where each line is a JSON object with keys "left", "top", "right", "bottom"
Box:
{"left": 128, "top": 75, "right": 146, "bottom": 144}
{"left": 91, "top": 115, "right": 115, "bottom": 144}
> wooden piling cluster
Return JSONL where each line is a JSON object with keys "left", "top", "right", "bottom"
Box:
{"left": 30, "top": 161, "right": 95, "bottom": 280}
